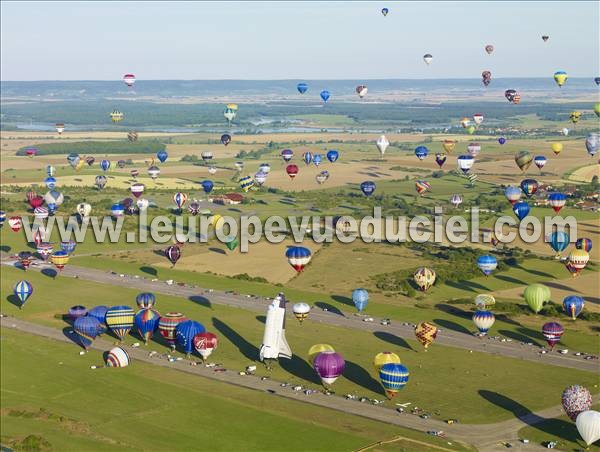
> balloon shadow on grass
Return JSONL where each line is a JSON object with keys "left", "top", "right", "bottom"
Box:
{"left": 498, "top": 329, "right": 542, "bottom": 347}
{"left": 209, "top": 247, "right": 226, "bottom": 255}
{"left": 188, "top": 295, "right": 212, "bottom": 310}
{"left": 478, "top": 390, "right": 576, "bottom": 442}
{"left": 140, "top": 266, "right": 158, "bottom": 277}
{"left": 212, "top": 317, "right": 258, "bottom": 362}
{"left": 6, "top": 294, "right": 22, "bottom": 309}
{"left": 344, "top": 360, "right": 385, "bottom": 396}
{"left": 373, "top": 331, "right": 414, "bottom": 352}
{"left": 445, "top": 280, "right": 490, "bottom": 293}
{"left": 433, "top": 319, "right": 472, "bottom": 335}
{"left": 494, "top": 274, "right": 527, "bottom": 286}
{"left": 314, "top": 302, "right": 345, "bottom": 317}
{"left": 62, "top": 326, "right": 81, "bottom": 348}
{"left": 0, "top": 245, "right": 11, "bottom": 253}
{"left": 435, "top": 304, "right": 471, "bottom": 320}
{"left": 331, "top": 295, "right": 354, "bottom": 308}
{"left": 279, "top": 355, "right": 321, "bottom": 385}
{"left": 515, "top": 264, "right": 553, "bottom": 279}
{"left": 41, "top": 268, "right": 57, "bottom": 278}
{"left": 256, "top": 315, "right": 266, "bottom": 324}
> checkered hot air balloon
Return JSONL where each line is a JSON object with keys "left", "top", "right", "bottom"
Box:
{"left": 414, "top": 322, "right": 438, "bottom": 349}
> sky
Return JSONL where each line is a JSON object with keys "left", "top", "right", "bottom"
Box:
{"left": 1, "top": 1, "right": 598, "bottom": 80}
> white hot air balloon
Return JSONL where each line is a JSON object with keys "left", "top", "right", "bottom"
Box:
{"left": 208, "top": 166, "right": 217, "bottom": 175}
{"left": 423, "top": 53, "right": 433, "bottom": 65}
{"left": 376, "top": 135, "right": 389, "bottom": 157}
{"left": 562, "top": 128, "right": 569, "bottom": 136}
{"left": 136, "top": 199, "right": 149, "bottom": 212}
{"left": 576, "top": 410, "right": 600, "bottom": 446}
{"left": 76, "top": 203, "right": 92, "bottom": 218}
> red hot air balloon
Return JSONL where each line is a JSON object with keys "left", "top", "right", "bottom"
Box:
{"left": 542, "top": 322, "right": 564, "bottom": 349}
{"left": 8, "top": 216, "right": 22, "bottom": 232}
{"left": 29, "top": 196, "right": 44, "bottom": 209}
{"left": 193, "top": 332, "right": 218, "bottom": 360}
{"left": 286, "top": 164, "right": 299, "bottom": 180}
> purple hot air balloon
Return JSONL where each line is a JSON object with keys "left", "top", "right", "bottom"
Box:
{"left": 313, "top": 351, "right": 345, "bottom": 386}
{"left": 69, "top": 305, "right": 87, "bottom": 320}
{"left": 542, "top": 322, "right": 564, "bottom": 349}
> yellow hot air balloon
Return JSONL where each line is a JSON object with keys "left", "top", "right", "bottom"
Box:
{"left": 594, "top": 102, "right": 600, "bottom": 118}
{"left": 569, "top": 111, "right": 581, "bottom": 124}
{"left": 551, "top": 143, "right": 563, "bottom": 155}
{"left": 373, "top": 352, "right": 401, "bottom": 371}
{"left": 474, "top": 294, "right": 496, "bottom": 309}
{"left": 210, "top": 214, "right": 225, "bottom": 231}
{"left": 553, "top": 71, "right": 568, "bottom": 87}
{"left": 413, "top": 267, "right": 436, "bottom": 292}
{"left": 414, "top": 322, "right": 438, "bottom": 349}
{"left": 75, "top": 159, "right": 86, "bottom": 172}
{"left": 442, "top": 139, "right": 457, "bottom": 154}
{"left": 466, "top": 125, "right": 476, "bottom": 135}
{"left": 460, "top": 117, "right": 471, "bottom": 128}
{"left": 308, "top": 344, "right": 335, "bottom": 364}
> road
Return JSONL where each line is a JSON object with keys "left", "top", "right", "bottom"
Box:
{"left": 1, "top": 316, "right": 578, "bottom": 451}
{"left": 5, "top": 259, "right": 598, "bottom": 374}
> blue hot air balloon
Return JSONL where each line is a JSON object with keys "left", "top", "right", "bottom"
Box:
{"left": 313, "top": 154, "right": 323, "bottom": 167}
{"left": 414, "top": 146, "right": 429, "bottom": 160}
{"left": 379, "top": 363, "right": 409, "bottom": 398}
{"left": 326, "top": 150, "right": 339, "bottom": 163}
{"left": 134, "top": 309, "right": 161, "bottom": 344}
{"left": 88, "top": 305, "right": 108, "bottom": 334}
{"left": 136, "top": 292, "right": 156, "bottom": 310}
{"left": 73, "top": 316, "right": 101, "bottom": 350}
{"left": 563, "top": 295, "right": 584, "bottom": 320}
{"left": 201, "top": 180, "right": 214, "bottom": 194}
{"left": 352, "top": 289, "right": 369, "bottom": 313}
{"left": 60, "top": 240, "right": 77, "bottom": 255}
{"left": 477, "top": 255, "right": 498, "bottom": 276}
{"left": 13, "top": 280, "right": 33, "bottom": 309}
{"left": 157, "top": 150, "right": 168, "bottom": 163}
{"left": 547, "top": 231, "right": 570, "bottom": 255}
{"left": 286, "top": 246, "right": 312, "bottom": 272}
{"left": 498, "top": 137, "right": 506, "bottom": 145}
{"left": 44, "top": 177, "right": 57, "bottom": 190}
{"left": 297, "top": 82, "right": 308, "bottom": 94}
{"left": 576, "top": 238, "right": 592, "bottom": 253}
{"left": 100, "top": 159, "right": 111, "bottom": 172}
{"left": 0, "top": 211, "right": 6, "bottom": 228}
{"left": 302, "top": 152, "right": 313, "bottom": 165}
{"left": 111, "top": 203, "right": 125, "bottom": 218}
{"left": 381, "top": 7, "right": 389, "bottom": 16}
{"left": 513, "top": 201, "right": 530, "bottom": 221}
{"left": 360, "top": 181, "right": 376, "bottom": 197}
{"left": 176, "top": 320, "right": 206, "bottom": 355}
{"left": 320, "top": 90, "right": 330, "bottom": 103}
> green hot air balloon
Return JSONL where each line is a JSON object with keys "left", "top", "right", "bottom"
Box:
{"left": 225, "top": 237, "right": 239, "bottom": 251}
{"left": 523, "top": 283, "right": 551, "bottom": 313}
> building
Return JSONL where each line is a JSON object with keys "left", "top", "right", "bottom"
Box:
{"left": 209, "top": 193, "right": 245, "bottom": 205}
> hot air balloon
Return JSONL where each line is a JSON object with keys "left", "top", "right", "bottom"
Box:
{"left": 320, "top": 90, "right": 330, "bottom": 103}
{"left": 460, "top": 117, "right": 471, "bottom": 129}
{"left": 36, "top": 242, "right": 53, "bottom": 261}
{"left": 165, "top": 245, "right": 181, "bottom": 267}
{"left": 17, "top": 251, "right": 33, "bottom": 271}
{"left": 60, "top": 240, "right": 77, "bottom": 255}
{"left": 415, "top": 180, "right": 431, "bottom": 195}
{"left": 29, "top": 195, "right": 44, "bottom": 209}
{"left": 66, "top": 153, "right": 80, "bottom": 169}
{"left": 520, "top": 178, "right": 538, "bottom": 197}
{"left": 316, "top": 170, "right": 330, "bottom": 184}
{"left": 360, "top": 181, "right": 376, "bottom": 197}
{"left": 297, "top": 82, "right": 308, "bottom": 94}
{"left": 176, "top": 320, "right": 206, "bottom": 356}
{"left": 565, "top": 249, "right": 590, "bottom": 276}
{"left": 148, "top": 166, "right": 160, "bottom": 180}
{"left": 561, "top": 386, "right": 593, "bottom": 422}
{"left": 134, "top": 309, "right": 160, "bottom": 344}
{"left": 553, "top": 71, "right": 568, "bottom": 87}
{"left": 201, "top": 151, "right": 213, "bottom": 163}
{"left": 68, "top": 305, "right": 87, "bottom": 320}
{"left": 50, "top": 250, "right": 69, "bottom": 272}
{"left": 0, "top": 211, "right": 5, "bottom": 229}
{"left": 413, "top": 267, "right": 436, "bottom": 291}
{"left": 356, "top": 85, "right": 368, "bottom": 98}
{"left": 379, "top": 363, "right": 409, "bottom": 398}
{"left": 135, "top": 292, "right": 156, "bottom": 310}
{"left": 533, "top": 156, "right": 547, "bottom": 170}
{"left": 285, "top": 165, "right": 299, "bottom": 180}
{"left": 136, "top": 198, "right": 149, "bottom": 212}
{"left": 442, "top": 139, "right": 457, "bottom": 153}
{"left": 512, "top": 201, "right": 530, "bottom": 221}
{"left": 100, "top": 159, "right": 111, "bottom": 172}
{"left": 569, "top": 111, "right": 581, "bottom": 124}
{"left": 105, "top": 305, "right": 134, "bottom": 342}
{"left": 130, "top": 183, "right": 145, "bottom": 199}
{"left": 414, "top": 322, "right": 437, "bottom": 349}
{"left": 435, "top": 153, "right": 447, "bottom": 168}
{"left": 326, "top": 149, "right": 339, "bottom": 163}
{"left": 376, "top": 135, "right": 389, "bottom": 157}
{"left": 223, "top": 104, "right": 238, "bottom": 124}
{"left": 472, "top": 310, "right": 495, "bottom": 335}
{"left": 504, "top": 186, "right": 522, "bottom": 205}
{"left": 13, "top": 280, "right": 33, "bottom": 309}
{"left": 457, "top": 155, "right": 474, "bottom": 174}
{"left": 505, "top": 89, "right": 519, "bottom": 103}
{"left": 198, "top": 180, "right": 213, "bottom": 195}
{"left": 123, "top": 73, "right": 136, "bottom": 87}
{"left": 281, "top": 149, "right": 294, "bottom": 162}
{"left": 472, "top": 114, "right": 484, "bottom": 126}
{"left": 551, "top": 143, "right": 563, "bottom": 155}
{"left": 595, "top": 77, "right": 600, "bottom": 86}
{"left": 46, "top": 165, "right": 56, "bottom": 177}
{"left": 313, "top": 351, "right": 344, "bottom": 387}
{"left": 450, "top": 193, "right": 463, "bottom": 208}
{"left": 95, "top": 175, "right": 107, "bottom": 190}
{"left": 220, "top": 133, "right": 232, "bottom": 146}
{"left": 423, "top": 54, "right": 433, "bottom": 65}
{"left": 576, "top": 238, "right": 592, "bottom": 253}
{"left": 173, "top": 192, "right": 187, "bottom": 211}
{"left": 286, "top": 246, "right": 311, "bottom": 272}
{"left": 586, "top": 132, "right": 600, "bottom": 157}
{"left": 498, "top": 137, "right": 506, "bottom": 145}
{"left": 111, "top": 203, "right": 124, "bottom": 218}
{"left": 55, "top": 123, "right": 65, "bottom": 135}
{"left": 158, "top": 312, "right": 187, "bottom": 348}
{"left": 239, "top": 175, "right": 255, "bottom": 191}
{"left": 187, "top": 201, "right": 200, "bottom": 216}
{"left": 351, "top": 288, "right": 369, "bottom": 313}
{"left": 515, "top": 151, "right": 533, "bottom": 172}
{"left": 477, "top": 255, "right": 497, "bottom": 276}
{"left": 563, "top": 295, "right": 584, "bottom": 320}
{"left": 548, "top": 193, "right": 567, "bottom": 213}
{"left": 259, "top": 163, "right": 271, "bottom": 174}
{"left": 105, "top": 347, "right": 130, "bottom": 367}
{"left": 110, "top": 110, "right": 124, "bottom": 122}
{"left": 474, "top": 294, "right": 495, "bottom": 309}
{"left": 481, "top": 70, "right": 492, "bottom": 87}
{"left": 562, "top": 128, "right": 569, "bottom": 136}
{"left": 88, "top": 306, "right": 108, "bottom": 334}
{"left": 127, "top": 131, "right": 138, "bottom": 142}
{"left": 414, "top": 146, "right": 429, "bottom": 160}
{"left": 542, "top": 322, "right": 564, "bottom": 349}
{"left": 302, "top": 152, "right": 313, "bottom": 165}
{"left": 547, "top": 231, "right": 569, "bottom": 256}
{"left": 129, "top": 169, "right": 139, "bottom": 179}
{"left": 72, "top": 316, "right": 101, "bottom": 350}
{"left": 575, "top": 410, "right": 600, "bottom": 446}
{"left": 154, "top": 150, "right": 167, "bottom": 164}
{"left": 254, "top": 172, "right": 267, "bottom": 186}
{"left": 523, "top": 283, "right": 551, "bottom": 314}
{"left": 193, "top": 332, "right": 218, "bottom": 360}
{"left": 373, "top": 352, "right": 401, "bottom": 371}
{"left": 76, "top": 203, "right": 91, "bottom": 219}
{"left": 381, "top": 7, "right": 389, "bottom": 16}
{"left": 292, "top": 303, "right": 311, "bottom": 323}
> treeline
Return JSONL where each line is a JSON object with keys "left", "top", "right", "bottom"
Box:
{"left": 16, "top": 140, "right": 166, "bottom": 156}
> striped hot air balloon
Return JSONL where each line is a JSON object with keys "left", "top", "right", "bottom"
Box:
{"left": 13, "top": 280, "right": 33, "bottom": 309}
{"left": 106, "top": 347, "right": 130, "bottom": 367}
{"left": 50, "top": 250, "right": 69, "bottom": 272}
{"left": 285, "top": 246, "right": 312, "bottom": 272}
{"left": 158, "top": 312, "right": 187, "bottom": 348}
{"left": 542, "top": 322, "right": 564, "bottom": 349}
{"left": 477, "top": 255, "right": 497, "bottom": 276}
{"left": 415, "top": 180, "right": 431, "bottom": 196}
{"left": 292, "top": 303, "right": 311, "bottom": 323}
{"left": 313, "top": 351, "right": 345, "bottom": 386}
{"left": 136, "top": 293, "right": 156, "bottom": 310}
{"left": 379, "top": 363, "right": 409, "bottom": 398}
{"left": 239, "top": 175, "right": 255, "bottom": 192}
{"left": 134, "top": 309, "right": 161, "bottom": 344}
{"left": 548, "top": 193, "right": 567, "bottom": 213}
{"left": 413, "top": 267, "right": 436, "bottom": 291}
{"left": 105, "top": 306, "right": 135, "bottom": 342}
{"left": 472, "top": 310, "right": 495, "bottom": 335}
